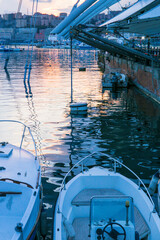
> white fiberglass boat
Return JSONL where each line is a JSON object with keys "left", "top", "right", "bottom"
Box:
{"left": 53, "top": 152, "right": 160, "bottom": 240}
{"left": 0, "top": 120, "right": 42, "bottom": 240}
{"left": 0, "top": 46, "right": 24, "bottom": 52}
{"left": 102, "top": 72, "right": 128, "bottom": 88}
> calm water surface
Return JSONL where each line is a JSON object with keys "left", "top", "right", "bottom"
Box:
{"left": 0, "top": 48, "right": 160, "bottom": 238}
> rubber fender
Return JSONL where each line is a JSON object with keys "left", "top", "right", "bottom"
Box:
{"left": 148, "top": 171, "right": 160, "bottom": 196}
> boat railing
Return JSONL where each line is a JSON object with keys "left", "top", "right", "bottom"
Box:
{"left": 59, "top": 152, "right": 155, "bottom": 212}
{"left": 0, "top": 120, "right": 37, "bottom": 160}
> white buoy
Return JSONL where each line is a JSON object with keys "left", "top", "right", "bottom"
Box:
{"left": 70, "top": 102, "right": 87, "bottom": 114}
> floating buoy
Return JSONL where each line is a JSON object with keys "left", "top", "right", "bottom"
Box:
{"left": 148, "top": 170, "right": 160, "bottom": 195}
{"left": 70, "top": 102, "right": 87, "bottom": 114}
{"left": 79, "top": 67, "right": 86, "bottom": 71}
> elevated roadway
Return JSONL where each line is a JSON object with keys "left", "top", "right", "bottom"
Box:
{"left": 50, "top": 0, "right": 160, "bottom": 64}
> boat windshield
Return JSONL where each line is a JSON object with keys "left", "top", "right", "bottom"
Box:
{"left": 90, "top": 196, "right": 134, "bottom": 225}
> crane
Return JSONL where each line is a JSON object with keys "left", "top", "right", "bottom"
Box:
{"left": 17, "top": 0, "right": 23, "bottom": 13}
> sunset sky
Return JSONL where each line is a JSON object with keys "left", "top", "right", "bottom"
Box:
{"left": 0, "top": 0, "right": 85, "bottom": 16}
{"left": 0, "top": 0, "right": 136, "bottom": 16}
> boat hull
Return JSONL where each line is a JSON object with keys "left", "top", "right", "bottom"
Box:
{"left": 0, "top": 121, "right": 43, "bottom": 240}
{"left": 26, "top": 199, "right": 43, "bottom": 240}
{"left": 53, "top": 166, "right": 160, "bottom": 240}
{"left": 102, "top": 72, "right": 128, "bottom": 88}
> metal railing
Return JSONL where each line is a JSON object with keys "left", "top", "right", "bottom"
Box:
{"left": 58, "top": 152, "right": 155, "bottom": 212}
{"left": 0, "top": 120, "right": 37, "bottom": 160}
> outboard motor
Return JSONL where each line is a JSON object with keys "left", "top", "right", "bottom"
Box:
{"left": 148, "top": 170, "right": 160, "bottom": 196}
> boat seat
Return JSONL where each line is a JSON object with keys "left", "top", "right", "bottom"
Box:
{"left": 72, "top": 218, "right": 89, "bottom": 240}
{"left": 63, "top": 219, "right": 75, "bottom": 240}
{"left": 71, "top": 188, "right": 150, "bottom": 239}
{"left": 134, "top": 206, "right": 150, "bottom": 239}
{"left": 72, "top": 188, "right": 124, "bottom": 206}
{"left": 72, "top": 214, "right": 149, "bottom": 240}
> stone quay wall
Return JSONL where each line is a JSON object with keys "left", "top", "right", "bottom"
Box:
{"left": 105, "top": 54, "right": 160, "bottom": 104}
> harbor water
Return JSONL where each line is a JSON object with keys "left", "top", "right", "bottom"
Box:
{"left": 0, "top": 48, "right": 160, "bottom": 239}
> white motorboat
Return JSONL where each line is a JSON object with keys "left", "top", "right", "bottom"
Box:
{"left": 53, "top": 152, "right": 160, "bottom": 240}
{"left": 0, "top": 120, "right": 42, "bottom": 240}
{"left": 102, "top": 72, "right": 128, "bottom": 88}
{"left": 12, "top": 48, "right": 24, "bottom": 52}
{"left": 0, "top": 46, "right": 24, "bottom": 52}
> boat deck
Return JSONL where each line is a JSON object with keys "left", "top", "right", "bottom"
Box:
{"left": 71, "top": 188, "right": 150, "bottom": 240}
{"left": 0, "top": 142, "right": 41, "bottom": 240}
{"left": 0, "top": 144, "right": 39, "bottom": 189}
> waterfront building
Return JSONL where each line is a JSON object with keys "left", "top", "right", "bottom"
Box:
{"left": 14, "top": 28, "right": 37, "bottom": 43}
{"left": 15, "top": 12, "right": 22, "bottom": 19}
{"left": 16, "top": 18, "right": 27, "bottom": 28}
{"left": 48, "top": 15, "right": 58, "bottom": 27}
{"left": 35, "top": 29, "right": 45, "bottom": 42}
{"left": 41, "top": 16, "right": 50, "bottom": 27}
{"left": 0, "top": 28, "right": 13, "bottom": 41}
{"left": 3, "top": 13, "right": 15, "bottom": 21}
{"left": 0, "top": 15, "right": 5, "bottom": 27}
{"left": 59, "top": 13, "right": 67, "bottom": 20}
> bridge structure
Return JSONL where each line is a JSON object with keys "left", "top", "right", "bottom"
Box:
{"left": 51, "top": 0, "right": 160, "bottom": 65}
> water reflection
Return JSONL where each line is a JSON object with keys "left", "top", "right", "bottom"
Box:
{"left": 1, "top": 49, "right": 160, "bottom": 238}
{"left": 1, "top": 49, "right": 160, "bottom": 181}
{"left": 5, "top": 68, "right": 11, "bottom": 81}
{"left": 24, "top": 78, "right": 33, "bottom": 97}
{"left": 51, "top": 86, "right": 160, "bottom": 183}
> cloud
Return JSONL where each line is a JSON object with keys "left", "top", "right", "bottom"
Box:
{"left": 38, "top": 0, "right": 52, "bottom": 2}
{"left": 57, "top": 6, "right": 73, "bottom": 12}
